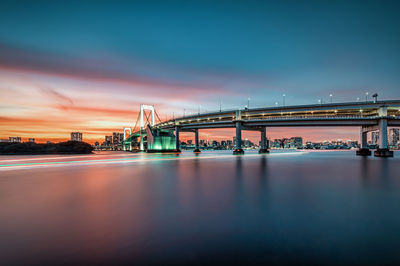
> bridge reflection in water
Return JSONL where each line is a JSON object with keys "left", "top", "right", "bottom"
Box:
{"left": 124, "top": 101, "right": 400, "bottom": 157}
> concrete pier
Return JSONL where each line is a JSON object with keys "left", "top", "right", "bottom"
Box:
{"left": 356, "top": 127, "right": 371, "bottom": 156}
{"left": 259, "top": 127, "right": 269, "bottom": 154}
{"left": 375, "top": 119, "right": 393, "bottom": 157}
{"left": 194, "top": 129, "right": 201, "bottom": 153}
{"left": 175, "top": 126, "right": 181, "bottom": 152}
{"left": 233, "top": 121, "right": 244, "bottom": 154}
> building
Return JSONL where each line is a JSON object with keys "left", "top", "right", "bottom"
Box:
{"left": 226, "top": 140, "right": 233, "bottom": 149}
{"left": 291, "top": 137, "right": 303, "bottom": 148}
{"left": 112, "top": 132, "right": 124, "bottom": 144}
{"left": 389, "top": 128, "right": 399, "bottom": 146}
{"left": 28, "top": 138, "right": 35, "bottom": 143}
{"left": 105, "top": 136, "right": 112, "bottom": 145}
{"left": 371, "top": 132, "right": 379, "bottom": 145}
{"left": 71, "top": 132, "right": 82, "bottom": 142}
{"left": 9, "top": 137, "right": 21, "bottom": 143}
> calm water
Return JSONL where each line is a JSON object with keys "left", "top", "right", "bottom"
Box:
{"left": 1, "top": 150, "right": 400, "bottom": 265}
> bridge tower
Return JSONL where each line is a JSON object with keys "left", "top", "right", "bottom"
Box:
{"left": 123, "top": 127, "right": 132, "bottom": 151}
{"left": 140, "top": 104, "right": 156, "bottom": 151}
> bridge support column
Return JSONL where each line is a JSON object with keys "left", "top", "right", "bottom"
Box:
{"left": 233, "top": 122, "right": 244, "bottom": 154}
{"left": 175, "top": 126, "right": 181, "bottom": 153}
{"left": 194, "top": 129, "right": 201, "bottom": 153}
{"left": 259, "top": 127, "right": 269, "bottom": 154}
{"left": 140, "top": 131, "right": 145, "bottom": 151}
{"left": 375, "top": 119, "right": 393, "bottom": 157}
{"left": 356, "top": 126, "right": 371, "bottom": 156}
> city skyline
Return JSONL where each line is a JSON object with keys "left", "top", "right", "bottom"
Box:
{"left": 1, "top": 1, "right": 400, "bottom": 143}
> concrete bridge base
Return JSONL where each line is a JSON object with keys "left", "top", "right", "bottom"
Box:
{"left": 374, "top": 148, "right": 393, "bottom": 157}
{"left": 233, "top": 149, "right": 244, "bottom": 155}
{"left": 356, "top": 148, "right": 371, "bottom": 156}
{"left": 258, "top": 149, "right": 270, "bottom": 154}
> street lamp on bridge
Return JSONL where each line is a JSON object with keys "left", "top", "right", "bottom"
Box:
{"left": 372, "top": 93, "right": 378, "bottom": 103}
{"left": 283, "top": 94, "right": 286, "bottom": 107}
{"left": 330, "top": 93, "right": 333, "bottom": 103}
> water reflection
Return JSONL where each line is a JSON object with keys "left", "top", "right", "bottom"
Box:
{"left": 0, "top": 151, "right": 400, "bottom": 265}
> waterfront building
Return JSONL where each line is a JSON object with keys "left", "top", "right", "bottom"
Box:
{"left": 371, "top": 132, "right": 379, "bottom": 145}
{"left": 112, "top": 132, "right": 124, "bottom": 144}
{"left": 227, "top": 140, "right": 233, "bottom": 149}
{"left": 290, "top": 137, "right": 303, "bottom": 148}
{"left": 28, "top": 138, "right": 35, "bottom": 143}
{"left": 71, "top": 132, "right": 82, "bottom": 142}
{"left": 389, "top": 128, "right": 399, "bottom": 146}
{"left": 9, "top": 137, "right": 21, "bottom": 143}
{"left": 105, "top": 136, "right": 112, "bottom": 145}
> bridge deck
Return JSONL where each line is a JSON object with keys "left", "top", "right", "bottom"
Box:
{"left": 151, "top": 100, "right": 400, "bottom": 130}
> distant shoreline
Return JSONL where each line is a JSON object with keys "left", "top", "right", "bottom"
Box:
{"left": 0, "top": 141, "right": 94, "bottom": 155}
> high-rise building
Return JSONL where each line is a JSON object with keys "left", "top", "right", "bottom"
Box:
{"left": 9, "top": 137, "right": 21, "bottom": 143}
{"left": 105, "top": 136, "right": 112, "bottom": 145}
{"left": 112, "top": 132, "right": 124, "bottom": 144}
{"left": 389, "top": 128, "right": 399, "bottom": 146}
{"left": 71, "top": 132, "right": 82, "bottom": 142}
{"left": 371, "top": 132, "right": 379, "bottom": 145}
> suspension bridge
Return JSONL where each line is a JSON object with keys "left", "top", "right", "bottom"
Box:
{"left": 122, "top": 100, "right": 400, "bottom": 157}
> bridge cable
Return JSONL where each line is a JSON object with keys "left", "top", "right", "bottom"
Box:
{"left": 154, "top": 110, "right": 163, "bottom": 123}
{"left": 132, "top": 112, "right": 141, "bottom": 133}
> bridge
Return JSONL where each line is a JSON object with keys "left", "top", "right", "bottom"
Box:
{"left": 123, "top": 100, "right": 400, "bottom": 157}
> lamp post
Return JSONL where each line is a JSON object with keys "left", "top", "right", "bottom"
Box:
{"left": 330, "top": 93, "right": 333, "bottom": 103}
{"left": 357, "top": 97, "right": 360, "bottom": 102}
{"left": 283, "top": 94, "right": 286, "bottom": 107}
{"left": 372, "top": 93, "right": 378, "bottom": 103}
{"left": 219, "top": 100, "right": 222, "bottom": 112}
{"left": 365, "top": 92, "right": 369, "bottom": 102}
{"left": 247, "top": 97, "right": 250, "bottom": 109}
{"left": 275, "top": 101, "right": 278, "bottom": 107}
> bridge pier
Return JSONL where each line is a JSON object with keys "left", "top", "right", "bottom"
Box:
{"left": 140, "top": 131, "right": 145, "bottom": 151}
{"left": 375, "top": 119, "right": 393, "bottom": 157}
{"left": 233, "top": 122, "right": 244, "bottom": 154}
{"left": 259, "top": 127, "right": 269, "bottom": 154}
{"left": 193, "top": 129, "right": 201, "bottom": 153}
{"left": 175, "top": 126, "right": 181, "bottom": 152}
{"left": 356, "top": 126, "right": 371, "bottom": 156}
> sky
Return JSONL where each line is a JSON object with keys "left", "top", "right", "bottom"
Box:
{"left": 1, "top": 0, "right": 400, "bottom": 143}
